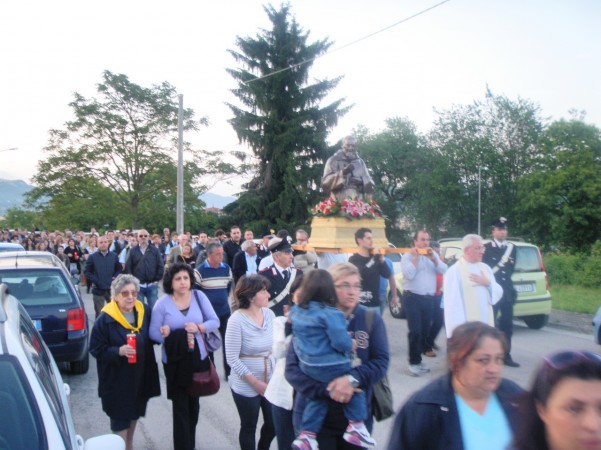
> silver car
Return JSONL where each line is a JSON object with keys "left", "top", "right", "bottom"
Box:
{"left": 0, "top": 284, "right": 123, "bottom": 449}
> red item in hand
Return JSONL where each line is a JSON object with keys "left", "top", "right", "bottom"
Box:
{"left": 126, "top": 333, "right": 137, "bottom": 364}
{"left": 187, "top": 332, "right": 195, "bottom": 352}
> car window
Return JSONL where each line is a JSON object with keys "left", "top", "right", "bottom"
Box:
{"left": 19, "top": 308, "right": 71, "bottom": 448}
{"left": 441, "top": 246, "right": 462, "bottom": 264}
{"left": 0, "top": 269, "right": 74, "bottom": 306}
{"left": 0, "top": 356, "right": 47, "bottom": 449}
{"left": 515, "top": 247, "right": 543, "bottom": 272}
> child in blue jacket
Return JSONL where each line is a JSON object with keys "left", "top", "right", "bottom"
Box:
{"left": 289, "top": 269, "right": 376, "bottom": 450}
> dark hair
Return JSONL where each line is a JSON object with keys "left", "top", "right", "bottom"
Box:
{"left": 513, "top": 351, "right": 601, "bottom": 450}
{"left": 295, "top": 269, "right": 338, "bottom": 308}
{"left": 234, "top": 274, "right": 271, "bottom": 309}
{"left": 162, "top": 262, "right": 194, "bottom": 294}
{"left": 412, "top": 229, "right": 429, "bottom": 242}
{"left": 447, "top": 322, "right": 507, "bottom": 375}
{"left": 354, "top": 227, "right": 371, "bottom": 245}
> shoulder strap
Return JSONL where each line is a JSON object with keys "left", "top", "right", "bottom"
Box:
{"left": 365, "top": 308, "right": 374, "bottom": 334}
{"left": 192, "top": 290, "right": 205, "bottom": 321}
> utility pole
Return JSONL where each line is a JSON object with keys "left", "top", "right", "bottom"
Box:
{"left": 176, "top": 95, "right": 184, "bottom": 235}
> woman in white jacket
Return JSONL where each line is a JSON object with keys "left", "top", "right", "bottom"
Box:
{"left": 265, "top": 276, "right": 303, "bottom": 449}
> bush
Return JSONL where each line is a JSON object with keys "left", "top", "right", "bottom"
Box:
{"left": 544, "top": 251, "right": 601, "bottom": 288}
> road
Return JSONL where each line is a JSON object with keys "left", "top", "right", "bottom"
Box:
{"left": 62, "top": 292, "right": 599, "bottom": 449}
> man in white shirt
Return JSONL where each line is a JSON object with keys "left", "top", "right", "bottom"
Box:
{"left": 443, "top": 234, "right": 503, "bottom": 339}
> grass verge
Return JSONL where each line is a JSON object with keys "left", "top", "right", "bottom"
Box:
{"left": 551, "top": 284, "right": 601, "bottom": 314}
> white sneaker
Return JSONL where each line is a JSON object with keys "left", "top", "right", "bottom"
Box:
{"left": 343, "top": 423, "right": 376, "bottom": 449}
{"left": 409, "top": 363, "right": 430, "bottom": 377}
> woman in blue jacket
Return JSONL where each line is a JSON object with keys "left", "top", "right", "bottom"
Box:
{"left": 286, "top": 262, "right": 389, "bottom": 449}
{"left": 386, "top": 321, "right": 523, "bottom": 450}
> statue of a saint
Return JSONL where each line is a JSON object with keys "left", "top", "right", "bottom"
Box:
{"left": 321, "top": 136, "right": 375, "bottom": 200}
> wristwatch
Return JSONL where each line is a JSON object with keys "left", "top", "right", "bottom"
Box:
{"left": 347, "top": 374, "right": 360, "bottom": 388}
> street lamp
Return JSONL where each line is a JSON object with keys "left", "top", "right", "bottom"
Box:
{"left": 477, "top": 165, "right": 487, "bottom": 236}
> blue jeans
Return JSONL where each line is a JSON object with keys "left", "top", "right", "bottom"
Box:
{"left": 231, "top": 390, "right": 275, "bottom": 450}
{"left": 138, "top": 284, "right": 159, "bottom": 310}
{"left": 301, "top": 363, "right": 366, "bottom": 433}
{"left": 272, "top": 404, "right": 295, "bottom": 450}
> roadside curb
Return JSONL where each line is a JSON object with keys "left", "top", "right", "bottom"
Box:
{"left": 547, "top": 309, "right": 593, "bottom": 335}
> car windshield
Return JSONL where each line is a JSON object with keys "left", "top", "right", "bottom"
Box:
{"left": 515, "top": 247, "right": 543, "bottom": 272}
{"left": 0, "top": 269, "right": 74, "bottom": 306}
{"left": 0, "top": 356, "right": 46, "bottom": 449}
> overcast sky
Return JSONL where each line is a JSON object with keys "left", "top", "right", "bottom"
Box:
{"left": 1, "top": 0, "right": 599, "bottom": 196}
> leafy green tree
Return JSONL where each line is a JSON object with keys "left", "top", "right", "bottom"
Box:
{"left": 225, "top": 4, "right": 350, "bottom": 231}
{"left": 26, "top": 70, "right": 227, "bottom": 230}
{"left": 0, "top": 207, "right": 40, "bottom": 230}
{"left": 429, "top": 89, "right": 543, "bottom": 234}
{"left": 517, "top": 118, "right": 601, "bottom": 251}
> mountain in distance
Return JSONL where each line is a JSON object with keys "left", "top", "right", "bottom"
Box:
{"left": 0, "top": 178, "right": 234, "bottom": 215}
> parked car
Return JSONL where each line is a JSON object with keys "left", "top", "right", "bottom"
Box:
{"left": 0, "top": 284, "right": 123, "bottom": 449}
{"left": 0, "top": 251, "right": 89, "bottom": 373}
{"left": 439, "top": 239, "right": 552, "bottom": 329}
{"left": 0, "top": 242, "right": 25, "bottom": 252}
{"left": 594, "top": 306, "right": 601, "bottom": 345}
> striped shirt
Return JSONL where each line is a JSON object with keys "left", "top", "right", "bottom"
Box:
{"left": 225, "top": 308, "right": 275, "bottom": 397}
{"left": 197, "top": 262, "right": 232, "bottom": 316}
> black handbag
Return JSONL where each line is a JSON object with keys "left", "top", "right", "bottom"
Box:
{"left": 187, "top": 335, "right": 220, "bottom": 397}
{"left": 372, "top": 375, "right": 394, "bottom": 421}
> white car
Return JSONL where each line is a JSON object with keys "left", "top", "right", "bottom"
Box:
{"left": 0, "top": 284, "right": 124, "bottom": 450}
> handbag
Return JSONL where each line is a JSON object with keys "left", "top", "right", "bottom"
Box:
{"left": 187, "top": 334, "right": 220, "bottom": 397}
{"left": 365, "top": 309, "right": 394, "bottom": 421}
{"left": 372, "top": 375, "right": 394, "bottom": 421}
{"left": 192, "top": 290, "right": 222, "bottom": 352}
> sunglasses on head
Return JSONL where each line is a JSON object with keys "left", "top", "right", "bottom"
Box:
{"left": 544, "top": 351, "right": 601, "bottom": 369}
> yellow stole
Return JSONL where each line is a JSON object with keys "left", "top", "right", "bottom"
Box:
{"left": 101, "top": 299, "right": 145, "bottom": 333}
{"left": 456, "top": 257, "right": 494, "bottom": 327}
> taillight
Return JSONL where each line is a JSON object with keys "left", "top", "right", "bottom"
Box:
{"left": 537, "top": 248, "right": 550, "bottom": 290}
{"left": 67, "top": 307, "right": 85, "bottom": 331}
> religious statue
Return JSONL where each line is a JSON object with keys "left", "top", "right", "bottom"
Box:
{"left": 321, "top": 136, "right": 375, "bottom": 200}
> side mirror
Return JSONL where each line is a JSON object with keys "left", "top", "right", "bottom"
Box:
{"left": 83, "top": 434, "right": 125, "bottom": 450}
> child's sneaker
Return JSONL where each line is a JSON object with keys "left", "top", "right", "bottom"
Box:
{"left": 292, "top": 431, "right": 319, "bottom": 450}
{"left": 343, "top": 422, "right": 376, "bottom": 449}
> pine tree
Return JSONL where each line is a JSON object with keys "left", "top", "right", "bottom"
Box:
{"left": 225, "top": 4, "right": 350, "bottom": 231}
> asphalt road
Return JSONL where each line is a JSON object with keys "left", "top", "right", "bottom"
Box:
{"left": 62, "top": 292, "right": 600, "bottom": 449}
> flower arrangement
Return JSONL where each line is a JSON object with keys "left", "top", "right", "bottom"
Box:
{"left": 311, "top": 196, "right": 383, "bottom": 220}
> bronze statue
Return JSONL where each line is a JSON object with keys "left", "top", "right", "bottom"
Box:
{"left": 321, "top": 136, "right": 375, "bottom": 200}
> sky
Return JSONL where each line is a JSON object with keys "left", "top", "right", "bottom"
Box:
{"left": 1, "top": 0, "right": 599, "bottom": 196}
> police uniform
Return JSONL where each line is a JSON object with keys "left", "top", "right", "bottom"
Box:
{"left": 259, "top": 238, "right": 302, "bottom": 317}
{"left": 483, "top": 217, "right": 519, "bottom": 367}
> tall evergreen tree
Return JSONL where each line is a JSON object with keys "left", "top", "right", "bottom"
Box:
{"left": 225, "top": 4, "right": 350, "bottom": 231}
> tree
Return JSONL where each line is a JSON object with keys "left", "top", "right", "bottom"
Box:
{"left": 225, "top": 4, "right": 350, "bottom": 232}
{"left": 517, "top": 118, "right": 601, "bottom": 251}
{"left": 26, "top": 70, "right": 227, "bottom": 230}
{"left": 428, "top": 89, "right": 544, "bottom": 234}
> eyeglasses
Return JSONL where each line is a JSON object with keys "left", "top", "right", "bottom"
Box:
{"left": 334, "top": 283, "right": 362, "bottom": 291}
{"left": 544, "top": 351, "right": 601, "bottom": 369}
{"left": 138, "top": 234, "right": 148, "bottom": 238}
{"left": 119, "top": 290, "right": 139, "bottom": 298}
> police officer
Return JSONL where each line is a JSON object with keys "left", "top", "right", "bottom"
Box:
{"left": 259, "top": 237, "right": 302, "bottom": 317}
{"left": 483, "top": 217, "right": 520, "bottom": 367}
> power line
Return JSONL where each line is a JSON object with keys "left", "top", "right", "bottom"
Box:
{"left": 243, "top": 0, "right": 451, "bottom": 85}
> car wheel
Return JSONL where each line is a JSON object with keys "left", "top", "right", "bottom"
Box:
{"left": 523, "top": 314, "right": 549, "bottom": 330}
{"left": 70, "top": 352, "right": 89, "bottom": 375}
{"left": 388, "top": 290, "right": 405, "bottom": 319}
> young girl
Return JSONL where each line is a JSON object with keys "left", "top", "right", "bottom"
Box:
{"left": 289, "top": 269, "right": 375, "bottom": 450}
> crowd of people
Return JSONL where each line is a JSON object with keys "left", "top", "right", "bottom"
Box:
{"left": 2, "top": 223, "right": 600, "bottom": 450}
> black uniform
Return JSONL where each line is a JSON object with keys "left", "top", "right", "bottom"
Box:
{"left": 260, "top": 265, "right": 302, "bottom": 317}
{"left": 483, "top": 241, "right": 517, "bottom": 355}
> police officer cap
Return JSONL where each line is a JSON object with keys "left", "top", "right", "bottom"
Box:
{"left": 268, "top": 237, "right": 293, "bottom": 253}
{"left": 491, "top": 217, "right": 508, "bottom": 229}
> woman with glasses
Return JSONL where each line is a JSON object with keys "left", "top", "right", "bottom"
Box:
{"left": 386, "top": 321, "right": 523, "bottom": 450}
{"left": 513, "top": 351, "right": 601, "bottom": 450}
{"left": 90, "top": 274, "right": 161, "bottom": 450}
{"left": 286, "top": 262, "right": 389, "bottom": 449}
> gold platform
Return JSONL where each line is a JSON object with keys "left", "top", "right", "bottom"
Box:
{"left": 309, "top": 216, "right": 387, "bottom": 249}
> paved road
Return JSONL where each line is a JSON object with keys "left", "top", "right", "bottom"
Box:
{"left": 63, "top": 292, "right": 600, "bottom": 449}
